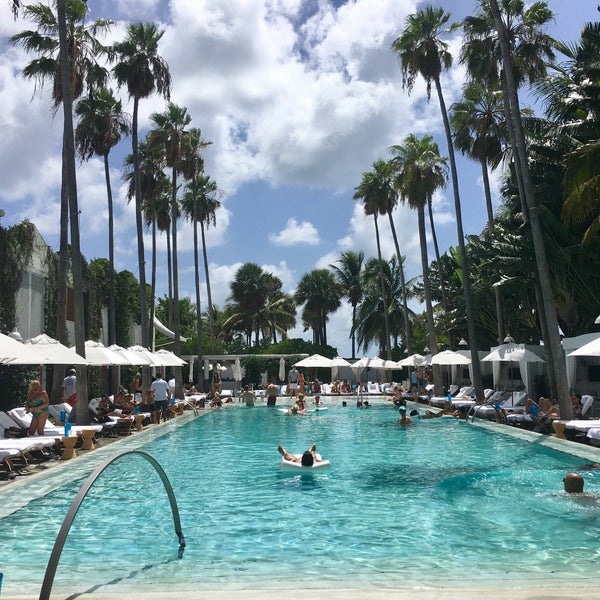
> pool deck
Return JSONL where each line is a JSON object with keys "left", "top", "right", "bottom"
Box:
{"left": 4, "top": 397, "right": 600, "bottom": 599}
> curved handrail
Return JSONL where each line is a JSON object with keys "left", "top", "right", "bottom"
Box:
{"left": 39, "top": 450, "right": 186, "bottom": 600}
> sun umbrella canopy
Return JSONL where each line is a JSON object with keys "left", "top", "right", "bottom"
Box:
{"left": 24, "top": 333, "right": 87, "bottom": 365}
{"left": 397, "top": 353, "right": 427, "bottom": 367}
{"left": 278, "top": 357, "right": 286, "bottom": 382}
{"left": 233, "top": 358, "right": 243, "bottom": 382}
{"left": 127, "top": 345, "right": 167, "bottom": 367}
{"left": 0, "top": 332, "right": 52, "bottom": 365}
{"left": 481, "top": 343, "right": 545, "bottom": 363}
{"left": 430, "top": 350, "right": 472, "bottom": 366}
{"left": 77, "top": 340, "right": 132, "bottom": 366}
{"left": 155, "top": 349, "right": 187, "bottom": 367}
{"left": 295, "top": 354, "right": 332, "bottom": 368}
{"left": 108, "top": 344, "right": 152, "bottom": 366}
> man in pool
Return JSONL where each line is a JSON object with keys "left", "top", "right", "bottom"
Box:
{"left": 278, "top": 444, "right": 322, "bottom": 466}
{"left": 564, "top": 472, "right": 585, "bottom": 494}
{"left": 397, "top": 405, "right": 412, "bottom": 425}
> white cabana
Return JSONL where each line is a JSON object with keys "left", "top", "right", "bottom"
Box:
{"left": 482, "top": 343, "right": 545, "bottom": 394}
{"left": 431, "top": 349, "right": 472, "bottom": 387}
{"left": 330, "top": 356, "right": 351, "bottom": 380}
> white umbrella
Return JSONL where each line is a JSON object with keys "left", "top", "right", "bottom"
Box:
{"left": 108, "top": 344, "right": 152, "bottom": 366}
{"left": 330, "top": 356, "right": 351, "bottom": 380}
{"left": 295, "top": 354, "right": 332, "bottom": 368}
{"left": 0, "top": 332, "right": 52, "bottom": 365}
{"left": 77, "top": 340, "right": 132, "bottom": 366}
{"left": 397, "top": 353, "right": 427, "bottom": 367}
{"left": 23, "top": 333, "right": 87, "bottom": 365}
{"left": 232, "top": 358, "right": 243, "bottom": 382}
{"left": 127, "top": 345, "right": 167, "bottom": 367}
{"left": 278, "top": 357, "right": 286, "bottom": 382}
{"left": 155, "top": 349, "right": 187, "bottom": 367}
{"left": 430, "top": 350, "right": 472, "bottom": 366}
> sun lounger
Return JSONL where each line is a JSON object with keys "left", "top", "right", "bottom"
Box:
{"left": 367, "top": 382, "right": 381, "bottom": 394}
{"left": 7, "top": 407, "right": 103, "bottom": 437}
{"left": 429, "top": 386, "right": 475, "bottom": 408}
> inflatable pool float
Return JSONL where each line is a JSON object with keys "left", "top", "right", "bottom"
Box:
{"left": 280, "top": 453, "right": 331, "bottom": 471}
{"left": 305, "top": 406, "right": 328, "bottom": 413}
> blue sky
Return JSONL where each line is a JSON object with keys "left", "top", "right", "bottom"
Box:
{"left": 0, "top": 0, "right": 597, "bottom": 357}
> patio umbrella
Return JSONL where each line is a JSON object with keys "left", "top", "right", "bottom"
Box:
{"left": 108, "top": 344, "right": 152, "bottom": 366}
{"left": 430, "top": 350, "right": 472, "bottom": 366}
{"left": 233, "top": 358, "right": 243, "bottom": 382}
{"left": 23, "top": 333, "right": 87, "bottom": 365}
{"left": 330, "top": 356, "right": 351, "bottom": 380}
{"left": 155, "top": 349, "right": 187, "bottom": 367}
{"left": 78, "top": 340, "right": 132, "bottom": 366}
{"left": 397, "top": 353, "right": 427, "bottom": 367}
{"left": 127, "top": 345, "right": 167, "bottom": 367}
{"left": 278, "top": 357, "right": 286, "bottom": 382}
{"left": 0, "top": 332, "right": 52, "bottom": 364}
{"left": 295, "top": 354, "right": 333, "bottom": 368}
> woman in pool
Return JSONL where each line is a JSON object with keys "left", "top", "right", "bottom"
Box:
{"left": 26, "top": 379, "right": 50, "bottom": 436}
{"left": 278, "top": 444, "right": 322, "bottom": 466}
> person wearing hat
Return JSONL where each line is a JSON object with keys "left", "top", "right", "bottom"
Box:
{"left": 397, "top": 405, "right": 412, "bottom": 426}
{"left": 61, "top": 368, "right": 78, "bottom": 407}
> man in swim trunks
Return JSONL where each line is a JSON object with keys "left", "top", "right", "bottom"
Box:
{"left": 278, "top": 444, "right": 322, "bottom": 466}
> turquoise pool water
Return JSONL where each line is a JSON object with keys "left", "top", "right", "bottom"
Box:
{"left": 2, "top": 404, "right": 600, "bottom": 595}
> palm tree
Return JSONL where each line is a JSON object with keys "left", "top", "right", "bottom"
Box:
{"left": 485, "top": 0, "right": 571, "bottom": 416}
{"left": 11, "top": 0, "right": 111, "bottom": 418}
{"left": 294, "top": 269, "right": 342, "bottom": 346}
{"left": 181, "top": 173, "right": 220, "bottom": 355}
{"left": 75, "top": 87, "right": 130, "bottom": 348}
{"left": 353, "top": 167, "right": 393, "bottom": 360}
{"left": 330, "top": 250, "right": 365, "bottom": 359}
{"left": 392, "top": 5, "right": 483, "bottom": 399}
{"left": 112, "top": 22, "right": 171, "bottom": 388}
{"left": 450, "top": 80, "right": 506, "bottom": 341}
{"left": 391, "top": 134, "right": 445, "bottom": 394}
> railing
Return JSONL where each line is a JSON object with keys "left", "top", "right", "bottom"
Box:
{"left": 39, "top": 450, "right": 185, "bottom": 600}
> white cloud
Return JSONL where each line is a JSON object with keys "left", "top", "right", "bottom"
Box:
{"left": 269, "top": 218, "right": 319, "bottom": 246}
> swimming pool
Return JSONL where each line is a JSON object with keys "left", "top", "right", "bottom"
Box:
{"left": 2, "top": 403, "right": 600, "bottom": 596}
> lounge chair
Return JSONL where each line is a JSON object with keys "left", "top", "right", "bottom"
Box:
{"left": 7, "top": 407, "right": 103, "bottom": 437}
{"left": 367, "top": 382, "right": 381, "bottom": 394}
{"left": 429, "top": 386, "right": 475, "bottom": 408}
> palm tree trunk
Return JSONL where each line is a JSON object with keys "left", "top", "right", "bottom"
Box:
{"left": 417, "top": 205, "right": 441, "bottom": 394}
{"left": 149, "top": 219, "right": 157, "bottom": 354}
{"left": 104, "top": 153, "right": 118, "bottom": 395}
{"left": 387, "top": 211, "right": 412, "bottom": 355}
{"left": 480, "top": 158, "right": 506, "bottom": 343}
{"left": 351, "top": 302, "right": 357, "bottom": 359}
{"left": 434, "top": 75, "right": 483, "bottom": 399}
{"left": 170, "top": 166, "right": 182, "bottom": 397}
{"left": 166, "top": 227, "right": 173, "bottom": 328}
{"left": 51, "top": 146, "right": 70, "bottom": 404}
{"left": 488, "top": 0, "right": 571, "bottom": 417}
{"left": 131, "top": 95, "right": 150, "bottom": 389}
{"left": 193, "top": 201, "right": 203, "bottom": 391}
{"left": 426, "top": 194, "right": 451, "bottom": 346}
{"left": 57, "top": 0, "right": 88, "bottom": 423}
{"left": 200, "top": 223, "right": 216, "bottom": 353}
{"left": 373, "top": 214, "right": 392, "bottom": 360}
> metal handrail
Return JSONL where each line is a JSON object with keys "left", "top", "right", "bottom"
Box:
{"left": 39, "top": 450, "right": 186, "bottom": 600}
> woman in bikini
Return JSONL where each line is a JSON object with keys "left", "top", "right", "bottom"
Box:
{"left": 26, "top": 379, "right": 50, "bottom": 436}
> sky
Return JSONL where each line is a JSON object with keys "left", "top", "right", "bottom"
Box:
{"left": 0, "top": 0, "right": 597, "bottom": 358}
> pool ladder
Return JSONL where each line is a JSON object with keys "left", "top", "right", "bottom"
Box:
{"left": 39, "top": 450, "right": 186, "bottom": 600}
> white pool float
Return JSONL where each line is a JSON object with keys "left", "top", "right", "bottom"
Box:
{"left": 305, "top": 406, "right": 328, "bottom": 413}
{"left": 280, "top": 453, "right": 331, "bottom": 471}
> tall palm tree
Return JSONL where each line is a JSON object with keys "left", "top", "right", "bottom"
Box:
{"left": 75, "top": 87, "right": 130, "bottom": 348}
{"left": 485, "top": 0, "right": 571, "bottom": 416}
{"left": 392, "top": 5, "right": 484, "bottom": 399}
{"left": 353, "top": 167, "right": 393, "bottom": 359}
{"left": 295, "top": 269, "right": 342, "bottom": 346}
{"left": 450, "top": 80, "right": 506, "bottom": 342}
{"left": 146, "top": 103, "right": 194, "bottom": 396}
{"left": 11, "top": 0, "right": 111, "bottom": 416}
{"left": 330, "top": 250, "right": 365, "bottom": 359}
{"left": 391, "top": 134, "right": 445, "bottom": 394}
{"left": 181, "top": 173, "right": 220, "bottom": 355}
{"left": 112, "top": 22, "right": 171, "bottom": 388}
